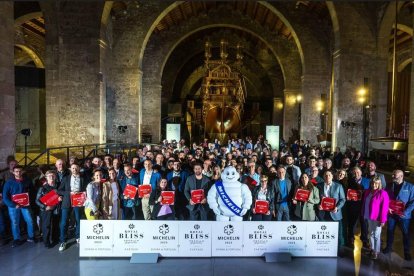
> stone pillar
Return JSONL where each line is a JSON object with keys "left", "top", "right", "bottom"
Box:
{"left": 45, "top": 3, "right": 103, "bottom": 147}
{"left": 332, "top": 49, "right": 374, "bottom": 151}
{"left": 283, "top": 89, "right": 300, "bottom": 141}
{"left": 408, "top": 12, "right": 414, "bottom": 171}
{"left": 141, "top": 83, "right": 162, "bottom": 143}
{"left": 0, "top": 2, "right": 15, "bottom": 168}
{"left": 272, "top": 97, "right": 283, "bottom": 126}
{"left": 106, "top": 68, "right": 141, "bottom": 144}
{"left": 301, "top": 74, "right": 330, "bottom": 145}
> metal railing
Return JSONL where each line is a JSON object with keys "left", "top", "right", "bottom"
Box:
{"left": 25, "top": 142, "right": 158, "bottom": 167}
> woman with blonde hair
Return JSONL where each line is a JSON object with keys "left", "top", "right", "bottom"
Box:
{"left": 361, "top": 176, "right": 389, "bottom": 259}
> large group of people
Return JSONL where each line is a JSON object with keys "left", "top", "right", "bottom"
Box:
{"left": 0, "top": 136, "right": 413, "bottom": 261}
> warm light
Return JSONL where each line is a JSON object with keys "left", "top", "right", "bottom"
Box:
{"left": 316, "top": 100, "right": 324, "bottom": 112}
{"left": 296, "top": 95, "right": 302, "bottom": 103}
{"left": 277, "top": 102, "right": 284, "bottom": 110}
{"left": 358, "top": 88, "right": 366, "bottom": 96}
{"left": 358, "top": 97, "right": 365, "bottom": 104}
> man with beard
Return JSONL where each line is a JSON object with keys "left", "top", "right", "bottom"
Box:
{"left": 166, "top": 161, "right": 188, "bottom": 220}
{"left": 184, "top": 163, "right": 210, "bottom": 221}
{"left": 284, "top": 155, "right": 301, "bottom": 185}
{"left": 364, "top": 161, "right": 386, "bottom": 189}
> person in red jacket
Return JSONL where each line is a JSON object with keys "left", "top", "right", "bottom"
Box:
{"left": 361, "top": 176, "right": 389, "bottom": 259}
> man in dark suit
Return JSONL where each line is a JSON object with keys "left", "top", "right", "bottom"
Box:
{"left": 184, "top": 162, "right": 210, "bottom": 221}
{"left": 272, "top": 165, "right": 294, "bottom": 221}
{"left": 58, "top": 163, "right": 86, "bottom": 251}
{"left": 317, "top": 170, "right": 346, "bottom": 247}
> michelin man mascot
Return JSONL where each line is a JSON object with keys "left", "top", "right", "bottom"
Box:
{"left": 207, "top": 166, "right": 252, "bottom": 221}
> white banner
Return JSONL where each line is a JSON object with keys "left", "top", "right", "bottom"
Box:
{"left": 79, "top": 220, "right": 338, "bottom": 258}
{"left": 211, "top": 222, "right": 244, "bottom": 257}
{"left": 177, "top": 221, "right": 212, "bottom": 257}
{"left": 80, "top": 220, "right": 114, "bottom": 257}
{"left": 266, "top": 125, "right": 280, "bottom": 151}
{"left": 166, "top": 124, "right": 180, "bottom": 143}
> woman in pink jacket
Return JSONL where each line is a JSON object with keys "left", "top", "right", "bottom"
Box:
{"left": 361, "top": 176, "right": 390, "bottom": 259}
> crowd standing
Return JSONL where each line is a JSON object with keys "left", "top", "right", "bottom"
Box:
{"left": 0, "top": 136, "right": 413, "bottom": 261}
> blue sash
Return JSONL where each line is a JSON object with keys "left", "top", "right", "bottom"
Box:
{"left": 215, "top": 180, "right": 242, "bottom": 216}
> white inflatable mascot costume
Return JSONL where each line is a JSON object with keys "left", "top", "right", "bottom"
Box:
{"left": 207, "top": 166, "right": 252, "bottom": 221}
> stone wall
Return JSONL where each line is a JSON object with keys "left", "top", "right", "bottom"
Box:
{"left": 0, "top": 2, "right": 15, "bottom": 168}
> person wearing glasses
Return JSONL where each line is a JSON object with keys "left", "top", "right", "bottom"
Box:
{"left": 251, "top": 175, "right": 274, "bottom": 221}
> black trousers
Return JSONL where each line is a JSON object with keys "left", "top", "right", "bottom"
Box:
{"left": 41, "top": 210, "right": 59, "bottom": 245}
{"left": 189, "top": 205, "right": 208, "bottom": 221}
{"left": 252, "top": 213, "right": 272, "bottom": 221}
{"left": 347, "top": 202, "right": 367, "bottom": 243}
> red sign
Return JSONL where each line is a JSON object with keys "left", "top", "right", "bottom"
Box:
{"left": 71, "top": 192, "right": 86, "bottom": 207}
{"left": 191, "top": 189, "right": 204, "bottom": 204}
{"left": 294, "top": 189, "right": 311, "bottom": 202}
{"left": 138, "top": 184, "right": 152, "bottom": 198}
{"left": 254, "top": 200, "right": 269, "bottom": 214}
{"left": 123, "top": 184, "right": 138, "bottom": 199}
{"left": 131, "top": 168, "right": 139, "bottom": 174}
{"left": 100, "top": 179, "right": 107, "bottom": 183}
{"left": 39, "top": 190, "right": 60, "bottom": 206}
{"left": 11, "top": 193, "right": 30, "bottom": 207}
{"left": 389, "top": 200, "right": 405, "bottom": 216}
{"left": 321, "top": 197, "right": 336, "bottom": 211}
{"left": 161, "top": 191, "right": 175, "bottom": 205}
{"left": 346, "top": 189, "right": 362, "bottom": 201}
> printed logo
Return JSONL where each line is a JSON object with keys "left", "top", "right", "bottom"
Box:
{"left": 321, "top": 225, "right": 327, "bottom": 231}
{"left": 258, "top": 225, "right": 264, "bottom": 230}
{"left": 194, "top": 224, "right": 200, "bottom": 230}
{"left": 224, "top": 225, "right": 234, "bottom": 235}
{"left": 129, "top": 224, "right": 135, "bottom": 230}
{"left": 159, "top": 224, "right": 170, "bottom": 235}
{"left": 287, "top": 225, "right": 297, "bottom": 235}
{"left": 93, "top": 223, "right": 103, "bottom": 235}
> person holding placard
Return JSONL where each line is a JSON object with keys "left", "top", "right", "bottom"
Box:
{"left": 150, "top": 178, "right": 175, "bottom": 220}
{"left": 120, "top": 164, "right": 140, "bottom": 220}
{"left": 105, "top": 168, "right": 121, "bottom": 220}
{"left": 292, "top": 173, "right": 320, "bottom": 221}
{"left": 345, "top": 167, "right": 370, "bottom": 249}
{"left": 383, "top": 170, "right": 414, "bottom": 261}
{"left": 36, "top": 170, "right": 62, "bottom": 248}
{"left": 251, "top": 175, "right": 274, "bottom": 221}
{"left": 2, "top": 165, "right": 35, "bottom": 247}
{"left": 316, "top": 170, "right": 346, "bottom": 247}
{"left": 185, "top": 163, "right": 210, "bottom": 221}
{"left": 361, "top": 177, "right": 389, "bottom": 260}
{"left": 58, "top": 163, "right": 87, "bottom": 250}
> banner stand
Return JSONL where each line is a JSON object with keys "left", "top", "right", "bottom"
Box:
{"left": 130, "top": 253, "right": 159, "bottom": 264}
{"left": 264, "top": 252, "right": 292, "bottom": 263}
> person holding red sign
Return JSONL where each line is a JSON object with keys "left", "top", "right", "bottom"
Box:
{"left": 316, "top": 170, "right": 346, "bottom": 248}
{"left": 383, "top": 170, "right": 414, "bottom": 261}
{"left": 250, "top": 175, "right": 274, "bottom": 221}
{"left": 184, "top": 163, "right": 210, "bottom": 221}
{"left": 150, "top": 178, "right": 175, "bottom": 220}
{"left": 361, "top": 177, "right": 389, "bottom": 260}
{"left": 292, "top": 173, "right": 320, "bottom": 221}
{"left": 119, "top": 164, "right": 140, "bottom": 220}
{"left": 58, "top": 163, "right": 87, "bottom": 250}
{"left": 35, "top": 171, "right": 62, "bottom": 248}
{"left": 2, "top": 165, "right": 35, "bottom": 247}
{"left": 139, "top": 160, "right": 162, "bottom": 220}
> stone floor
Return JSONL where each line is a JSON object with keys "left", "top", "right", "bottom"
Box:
{"left": 0, "top": 236, "right": 412, "bottom": 276}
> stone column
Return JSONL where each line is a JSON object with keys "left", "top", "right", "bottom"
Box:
{"left": 0, "top": 2, "right": 15, "bottom": 168}
{"left": 301, "top": 74, "right": 331, "bottom": 145}
{"left": 272, "top": 97, "right": 283, "bottom": 126}
{"left": 141, "top": 82, "right": 162, "bottom": 143}
{"left": 407, "top": 12, "right": 414, "bottom": 171}
{"left": 283, "top": 89, "right": 300, "bottom": 141}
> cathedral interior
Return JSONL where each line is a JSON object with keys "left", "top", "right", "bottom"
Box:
{"left": 1, "top": 1, "right": 414, "bottom": 170}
